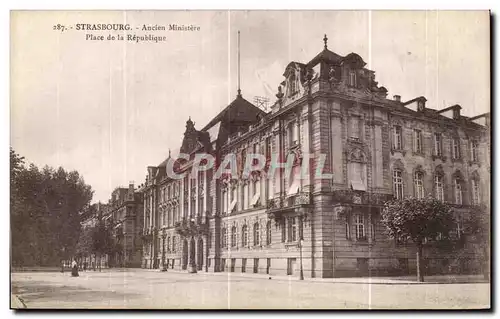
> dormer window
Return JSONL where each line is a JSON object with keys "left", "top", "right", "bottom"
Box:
{"left": 349, "top": 70, "right": 357, "bottom": 87}
{"left": 289, "top": 72, "right": 297, "bottom": 96}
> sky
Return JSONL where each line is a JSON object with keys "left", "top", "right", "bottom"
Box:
{"left": 10, "top": 10, "right": 490, "bottom": 203}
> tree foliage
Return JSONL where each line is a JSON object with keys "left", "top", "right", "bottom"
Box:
{"left": 463, "top": 205, "right": 490, "bottom": 279}
{"left": 381, "top": 196, "right": 456, "bottom": 245}
{"left": 10, "top": 148, "right": 94, "bottom": 267}
{"left": 381, "top": 196, "right": 456, "bottom": 281}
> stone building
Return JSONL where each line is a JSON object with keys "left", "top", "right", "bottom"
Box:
{"left": 139, "top": 35, "right": 490, "bottom": 277}
{"left": 107, "top": 183, "right": 144, "bottom": 267}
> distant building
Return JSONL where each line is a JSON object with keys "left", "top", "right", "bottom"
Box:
{"left": 78, "top": 202, "right": 110, "bottom": 269}
{"left": 139, "top": 35, "right": 490, "bottom": 277}
{"left": 107, "top": 183, "right": 144, "bottom": 268}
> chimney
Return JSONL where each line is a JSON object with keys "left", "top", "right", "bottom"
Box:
{"left": 393, "top": 95, "right": 401, "bottom": 102}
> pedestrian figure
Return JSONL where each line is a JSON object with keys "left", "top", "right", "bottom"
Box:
{"left": 71, "top": 260, "right": 79, "bottom": 277}
{"left": 83, "top": 261, "right": 87, "bottom": 272}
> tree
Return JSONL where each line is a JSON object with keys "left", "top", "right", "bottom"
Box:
{"left": 10, "top": 148, "right": 94, "bottom": 267}
{"left": 463, "top": 205, "right": 490, "bottom": 280}
{"left": 381, "top": 196, "right": 455, "bottom": 282}
{"left": 91, "top": 218, "right": 115, "bottom": 271}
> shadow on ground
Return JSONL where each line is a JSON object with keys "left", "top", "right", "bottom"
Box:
{"left": 11, "top": 281, "right": 142, "bottom": 305}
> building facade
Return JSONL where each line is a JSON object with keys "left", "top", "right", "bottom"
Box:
{"left": 139, "top": 36, "right": 490, "bottom": 277}
{"left": 107, "top": 184, "right": 144, "bottom": 268}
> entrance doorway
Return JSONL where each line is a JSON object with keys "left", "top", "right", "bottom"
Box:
{"left": 197, "top": 238, "right": 204, "bottom": 271}
{"left": 287, "top": 258, "right": 297, "bottom": 275}
{"left": 189, "top": 237, "right": 196, "bottom": 269}
{"left": 182, "top": 240, "right": 188, "bottom": 270}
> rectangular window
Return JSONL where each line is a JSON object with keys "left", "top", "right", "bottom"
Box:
{"left": 281, "top": 218, "right": 286, "bottom": 243}
{"left": 287, "top": 217, "right": 297, "bottom": 242}
{"left": 349, "top": 162, "right": 366, "bottom": 191}
{"left": 229, "top": 187, "right": 237, "bottom": 213}
{"left": 454, "top": 179, "right": 463, "bottom": 205}
{"left": 452, "top": 138, "right": 460, "bottom": 159}
{"left": 435, "top": 175, "right": 444, "bottom": 201}
{"left": 434, "top": 133, "right": 442, "bottom": 157}
{"left": 354, "top": 214, "right": 365, "bottom": 240}
{"left": 393, "top": 170, "right": 404, "bottom": 200}
{"left": 267, "top": 174, "right": 273, "bottom": 200}
{"left": 472, "top": 179, "right": 480, "bottom": 205}
{"left": 231, "top": 227, "right": 236, "bottom": 247}
{"left": 471, "top": 140, "right": 479, "bottom": 162}
{"left": 222, "top": 190, "right": 227, "bottom": 215}
{"left": 370, "top": 221, "right": 375, "bottom": 241}
{"left": 345, "top": 217, "right": 351, "bottom": 240}
{"left": 242, "top": 184, "right": 248, "bottom": 210}
{"left": 287, "top": 165, "right": 301, "bottom": 195}
{"left": 349, "top": 70, "right": 357, "bottom": 87}
{"left": 251, "top": 180, "right": 261, "bottom": 207}
{"left": 265, "top": 136, "right": 272, "bottom": 157}
{"left": 414, "top": 172, "right": 425, "bottom": 199}
{"left": 350, "top": 116, "right": 360, "bottom": 139}
{"left": 393, "top": 126, "right": 402, "bottom": 150}
{"left": 289, "top": 121, "right": 299, "bottom": 146}
{"left": 414, "top": 129, "right": 423, "bottom": 153}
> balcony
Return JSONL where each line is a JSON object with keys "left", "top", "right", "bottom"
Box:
{"left": 266, "top": 192, "right": 312, "bottom": 220}
{"left": 174, "top": 215, "right": 209, "bottom": 237}
{"left": 331, "top": 190, "right": 393, "bottom": 206}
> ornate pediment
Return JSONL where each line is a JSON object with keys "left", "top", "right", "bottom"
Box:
{"left": 347, "top": 147, "right": 366, "bottom": 163}
{"left": 282, "top": 62, "right": 307, "bottom": 105}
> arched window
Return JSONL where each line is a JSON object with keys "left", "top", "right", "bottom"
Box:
{"left": 167, "top": 236, "right": 171, "bottom": 253}
{"left": 471, "top": 174, "right": 480, "bottom": 205}
{"left": 393, "top": 169, "right": 404, "bottom": 200}
{"left": 454, "top": 177, "right": 464, "bottom": 205}
{"left": 172, "top": 236, "right": 176, "bottom": 253}
{"left": 266, "top": 221, "right": 272, "bottom": 245}
{"left": 242, "top": 225, "right": 248, "bottom": 247}
{"left": 231, "top": 226, "right": 237, "bottom": 247}
{"left": 254, "top": 223, "right": 260, "bottom": 246}
{"left": 434, "top": 175, "right": 444, "bottom": 201}
{"left": 221, "top": 228, "right": 227, "bottom": 248}
{"left": 414, "top": 171, "right": 425, "bottom": 199}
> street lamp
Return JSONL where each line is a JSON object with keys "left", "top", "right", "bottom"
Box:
{"left": 188, "top": 217, "right": 197, "bottom": 274}
{"left": 299, "top": 236, "right": 304, "bottom": 281}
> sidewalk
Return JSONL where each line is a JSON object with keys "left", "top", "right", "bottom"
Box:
{"left": 134, "top": 268, "right": 489, "bottom": 285}
{"left": 10, "top": 294, "right": 26, "bottom": 309}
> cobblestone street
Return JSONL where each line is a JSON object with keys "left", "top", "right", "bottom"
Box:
{"left": 11, "top": 269, "right": 490, "bottom": 309}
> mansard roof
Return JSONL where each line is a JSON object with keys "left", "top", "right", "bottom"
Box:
{"left": 307, "top": 47, "right": 343, "bottom": 67}
{"left": 201, "top": 95, "right": 266, "bottom": 133}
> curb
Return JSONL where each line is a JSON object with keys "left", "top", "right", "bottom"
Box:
{"left": 138, "top": 269, "right": 489, "bottom": 285}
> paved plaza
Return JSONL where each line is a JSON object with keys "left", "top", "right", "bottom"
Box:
{"left": 11, "top": 269, "right": 490, "bottom": 309}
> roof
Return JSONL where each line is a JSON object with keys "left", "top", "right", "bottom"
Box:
{"left": 201, "top": 95, "right": 266, "bottom": 132}
{"left": 307, "top": 48, "right": 344, "bottom": 67}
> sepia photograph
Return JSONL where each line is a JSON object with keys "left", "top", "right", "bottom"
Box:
{"left": 10, "top": 10, "right": 491, "bottom": 310}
